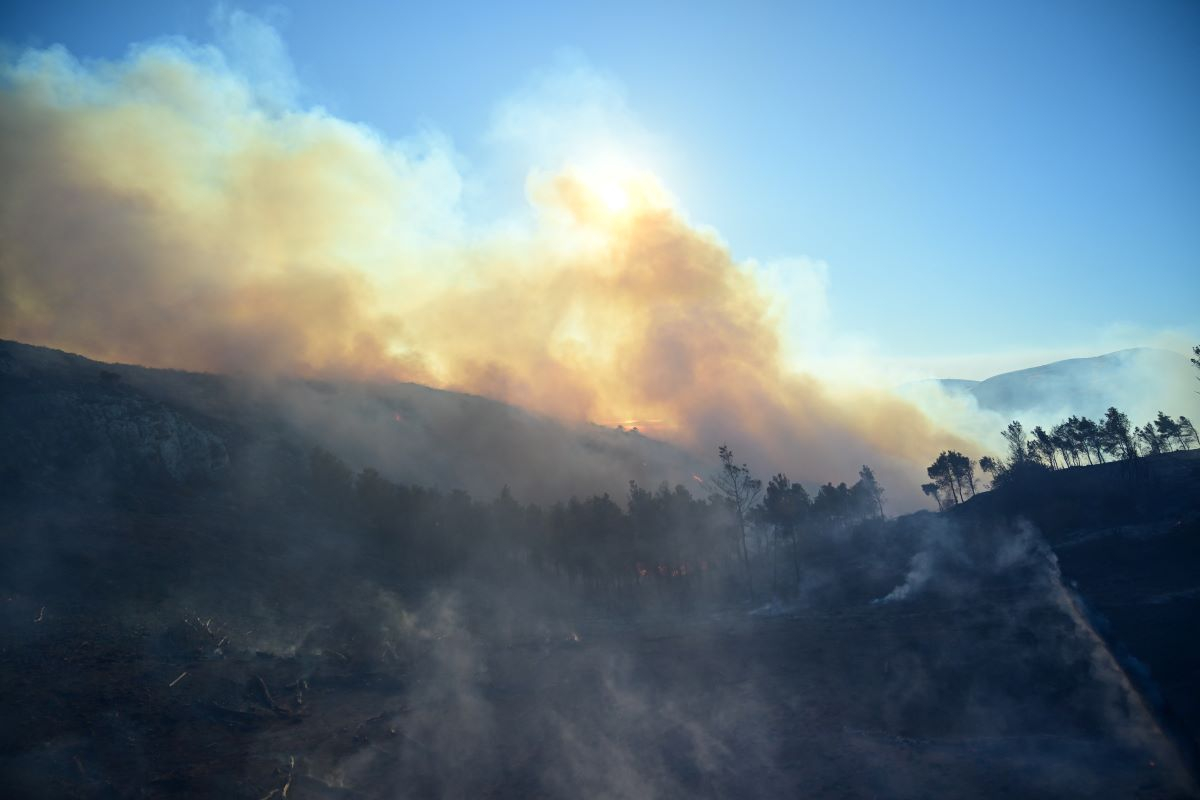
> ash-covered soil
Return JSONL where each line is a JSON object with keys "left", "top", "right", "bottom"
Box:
{"left": 1, "top": 563, "right": 1194, "bottom": 799}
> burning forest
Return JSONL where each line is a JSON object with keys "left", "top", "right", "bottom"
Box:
{"left": 2, "top": 4, "right": 1200, "bottom": 799}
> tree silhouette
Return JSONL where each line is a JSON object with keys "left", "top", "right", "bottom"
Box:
{"left": 713, "top": 445, "right": 762, "bottom": 600}
{"left": 926, "top": 451, "right": 975, "bottom": 505}
{"left": 1001, "top": 420, "right": 1028, "bottom": 465}
{"left": 1074, "top": 416, "right": 1106, "bottom": 464}
{"left": 1031, "top": 426, "right": 1059, "bottom": 469}
{"left": 1102, "top": 406, "right": 1137, "bottom": 460}
{"left": 857, "top": 465, "right": 886, "bottom": 518}
{"left": 1179, "top": 416, "right": 1200, "bottom": 449}
{"left": 1135, "top": 423, "right": 1163, "bottom": 456}
{"left": 1153, "top": 412, "right": 1182, "bottom": 452}
{"left": 921, "top": 481, "right": 943, "bottom": 511}
{"left": 926, "top": 454, "right": 957, "bottom": 505}
{"left": 761, "top": 473, "right": 811, "bottom": 593}
{"left": 813, "top": 482, "right": 855, "bottom": 521}
{"left": 952, "top": 452, "right": 977, "bottom": 496}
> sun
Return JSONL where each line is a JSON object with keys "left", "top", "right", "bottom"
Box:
{"left": 566, "top": 157, "right": 671, "bottom": 219}
{"left": 592, "top": 176, "right": 631, "bottom": 214}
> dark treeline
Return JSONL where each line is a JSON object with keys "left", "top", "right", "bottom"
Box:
{"left": 307, "top": 445, "right": 886, "bottom": 605}
{"left": 922, "top": 408, "right": 1199, "bottom": 510}
{"left": 920, "top": 344, "right": 1200, "bottom": 509}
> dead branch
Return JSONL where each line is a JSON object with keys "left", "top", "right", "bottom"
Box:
{"left": 258, "top": 754, "right": 295, "bottom": 800}
{"left": 255, "top": 675, "right": 276, "bottom": 706}
{"left": 169, "top": 671, "right": 188, "bottom": 688}
{"left": 282, "top": 755, "right": 294, "bottom": 798}
{"left": 254, "top": 675, "right": 292, "bottom": 718}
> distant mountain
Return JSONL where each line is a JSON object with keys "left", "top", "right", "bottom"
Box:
{"left": 928, "top": 348, "right": 1193, "bottom": 421}
{"left": 0, "top": 339, "right": 706, "bottom": 505}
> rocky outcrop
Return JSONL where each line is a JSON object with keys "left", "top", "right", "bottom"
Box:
{"left": 0, "top": 343, "right": 230, "bottom": 494}
{"left": 40, "top": 391, "right": 229, "bottom": 482}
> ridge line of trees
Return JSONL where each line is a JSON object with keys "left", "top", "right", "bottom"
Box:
{"left": 921, "top": 344, "right": 1200, "bottom": 510}
{"left": 921, "top": 408, "right": 1198, "bottom": 511}
{"left": 308, "top": 444, "right": 886, "bottom": 604}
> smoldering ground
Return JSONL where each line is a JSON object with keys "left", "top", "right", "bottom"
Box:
{"left": 2, "top": 449, "right": 1194, "bottom": 799}
{"left": 2, "top": 339, "right": 1196, "bottom": 797}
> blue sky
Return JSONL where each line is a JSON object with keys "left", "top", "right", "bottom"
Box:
{"left": 4, "top": 0, "right": 1197, "bottom": 377}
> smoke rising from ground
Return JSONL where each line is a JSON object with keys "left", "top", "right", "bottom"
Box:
{"left": 0, "top": 16, "right": 966, "bottom": 501}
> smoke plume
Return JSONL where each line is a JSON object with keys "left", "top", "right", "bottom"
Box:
{"left": 0, "top": 19, "right": 966, "bottom": 501}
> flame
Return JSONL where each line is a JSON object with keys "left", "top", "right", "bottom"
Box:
{"left": 691, "top": 474, "right": 704, "bottom": 484}
{"left": 600, "top": 418, "right": 667, "bottom": 428}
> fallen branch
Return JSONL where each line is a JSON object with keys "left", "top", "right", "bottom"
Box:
{"left": 169, "top": 671, "right": 188, "bottom": 688}
{"left": 255, "top": 675, "right": 276, "bottom": 707}
{"left": 35, "top": 606, "right": 45, "bottom": 623}
{"left": 254, "top": 676, "right": 292, "bottom": 718}
{"left": 283, "top": 755, "right": 294, "bottom": 798}
{"left": 258, "top": 754, "right": 295, "bottom": 800}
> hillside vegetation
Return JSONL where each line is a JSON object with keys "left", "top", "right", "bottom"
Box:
{"left": 2, "top": 340, "right": 1198, "bottom": 798}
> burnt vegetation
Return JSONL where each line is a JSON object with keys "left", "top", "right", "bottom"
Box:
{"left": 2, "top": 339, "right": 1200, "bottom": 799}
{"left": 302, "top": 442, "right": 889, "bottom": 609}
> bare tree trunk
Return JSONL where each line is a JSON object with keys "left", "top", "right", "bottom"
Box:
{"left": 790, "top": 527, "right": 801, "bottom": 587}
{"left": 770, "top": 532, "right": 778, "bottom": 598}
{"left": 738, "top": 517, "right": 754, "bottom": 602}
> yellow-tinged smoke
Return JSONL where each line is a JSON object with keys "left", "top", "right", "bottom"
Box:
{"left": 0, "top": 38, "right": 965, "bottom": 498}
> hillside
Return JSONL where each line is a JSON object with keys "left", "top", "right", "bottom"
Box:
{"left": 950, "top": 451, "right": 1200, "bottom": 773}
{"left": 928, "top": 347, "right": 1192, "bottom": 420}
{"left": 0, "top": 339, "right": 705, "bottom": 506}
{"left": 2, "top": 340, "right": 1199, "bottom": 798}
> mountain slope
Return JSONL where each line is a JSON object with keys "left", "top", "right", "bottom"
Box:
{"left": 2, "top": 339, "right": 1199, "bottom": 797}
{"left": 950, "top": 451, "right": 1200, "bottom": 775}
{"left": 929, "top": 347, "right": 1193, "bottom": 421}
{"left": 0, "top": 339, "right": 705, "bottom": 505}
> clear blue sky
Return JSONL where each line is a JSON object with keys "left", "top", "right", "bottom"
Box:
{"left": 4, "top": 1, "right": 1198, "bottom": 375}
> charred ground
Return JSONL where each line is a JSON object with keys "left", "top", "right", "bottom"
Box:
{"left": 1, "top": 340, "right": 1198, "bottom": 798}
